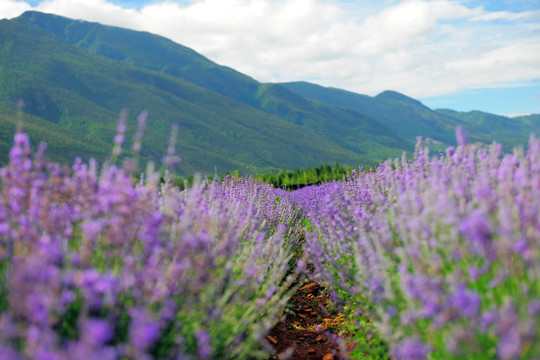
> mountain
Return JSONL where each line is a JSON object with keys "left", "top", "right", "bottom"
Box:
{"left": 0, "top": 107, "right": 110, "bottom": 165}
{"left": 434, "top": 109, "right": 540, "bottom": 147}
{"left": 280, "top": 82, "right": 471, "bottom": 146}
{"left": 0, "top": 11, "right": 410, "bottom": 175}
{"left": 3, "top": 11, "right": 536, "bottom": 175}
{"left": 280, "top": 81, "right": 540, "bottom": 149}
{"left": 13, "top": 10, "right": 262, "bottom": 108}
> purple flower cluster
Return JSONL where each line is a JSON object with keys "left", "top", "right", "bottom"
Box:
{"left": 302, "top": 135, "right": 540, "bottom": 359}
{"left": 0, "top": 131, "right": 302, "bottom": 359}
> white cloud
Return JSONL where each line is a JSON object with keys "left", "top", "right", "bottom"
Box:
{"left": 1, "top": 0, "right": 540, "bottom": 99}
{"left": 472, "top": 8, "right": 540, "bottom": 21}
{"left": 358, "top": 0, "right": 478, "bottom": 52}
{"left": 34, "top": 0, "right": 140, "bottom": 27}
{"left": 0, "top": 1, "right": 31, "bottom": 18}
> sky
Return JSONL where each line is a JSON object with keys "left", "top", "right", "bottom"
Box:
{"left": 1, "top": 0, "right": 540, "bottom": 116}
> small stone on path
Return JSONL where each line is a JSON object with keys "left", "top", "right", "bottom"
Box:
{"left": 299, "top": 282, "right": 321, "bottom": 294}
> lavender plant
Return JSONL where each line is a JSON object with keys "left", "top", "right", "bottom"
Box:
{"left": 0, "top": 124, "right": 302, "bottom": 359}
{"left": 303, "top": 135, "right": 540, "bottom": 359}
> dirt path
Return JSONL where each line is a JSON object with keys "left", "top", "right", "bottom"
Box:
{"left": 267, "top": 282, "right": 347, "bottom": 360}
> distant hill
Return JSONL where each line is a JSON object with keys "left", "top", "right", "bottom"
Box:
{"left": 0, "top": 11, "right": 409, "bottom": 174}
{"left": 2, "top": 11, "right": 537, "bottom": 175}
{"left": 0, "top": 107, "right": 110, "bottom": 165}
{"left": 280, "top": 82, "right": 466, "bottom": 146}
{"left": 435, "top": 109, "right": 540, "bottom": 147}
{"left": 281, "top": 81, "right": 540, "bottom": 150}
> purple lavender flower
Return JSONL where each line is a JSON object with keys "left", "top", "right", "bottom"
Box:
{"left": 392, "top": 337, "right": 431, "bottom": 360}
{"left": 0, "top": 344, "right": 21, "bottom": 360}
{"left": 131, "top": 111, "right": 148, "bottom": 154}
{"left": 480, "top": 309, "right": 498, "bottom": 332}
{"left": 498, "top": 331, "right": 522, "bottom": 360}
{"left": 459, "top": 209, "right": 495, "bottom": 259}
{"left": 196, "top": 330, "right": 212, "bottom": 359}
{"left": 162, "top": 124, "right": 181, "bottom": 168}
{"left": 447, "top": 283, "right": 481, "bottom": 318}
{"left": 82, "top": 319, "right": 113, "bottom": 346}
{"left": 496, "top": 302, "right": 522, "bottom": 359}
{"left": 455, "top": 126, "right": 468, "bottom": 146}
{"left": 111, "top": 110, "right": 128, "bottom": 159}
{"left": 129, "top": 308, "right": 161, "bottom": 352}
{"left": 528, "top": 300, "right": 540, "bottom": 316}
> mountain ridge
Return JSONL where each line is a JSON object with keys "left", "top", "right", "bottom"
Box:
{"left": 0, "top": 18, "right": 343, "bottom": 172}
{"left": 280, "top": 81, "right": 540, "bottom": 149}
{"left": 13, "top": 10, "right": 410, "bottom": 159}
{"left": 1, "top": 11, "right": 538, "bottom": 174}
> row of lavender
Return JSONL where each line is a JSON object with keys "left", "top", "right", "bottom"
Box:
{"left": 0, "top": 131, "right": 304, "bottom": 359}
{"left": 296, "top": 134, "right": 540, "bottom": 359}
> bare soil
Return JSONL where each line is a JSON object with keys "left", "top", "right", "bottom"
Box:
{"left": 267, "top": 282, "right": 347, "bottom": 360}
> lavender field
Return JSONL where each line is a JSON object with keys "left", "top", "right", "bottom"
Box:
{"left": 1, "top": 123, "right": 539, "bottom": 359}
{"left": 296, "top": 131, "right": 540, "bottom": 359}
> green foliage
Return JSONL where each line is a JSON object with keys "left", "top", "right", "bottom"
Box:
{"left": 254, "top": 162, "right": 355, "bottom": 190}
{"left": 0, "top": 258, "right": 8, "bottom": 314}
{"left": 0, "top": 12, "right": 410, "bottom": 176}
{"left": 53, "top": 292, "right": 83, "bottom": 342}
{"left": 346, "top": 310, "right": 390, "bottom": 359}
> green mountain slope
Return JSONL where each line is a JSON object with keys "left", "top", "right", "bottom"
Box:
{"left": 11, "top": 11, "right": 411, "bottom": 166}
{"left": 281, "top": 81, "right": 540, "bottom": 149}
{"left": 3, "top": 11, "right": 538, "bottom": 174}
{"left": 14, "top": 10, "right": 262, "bottom": 108}
{"left": 1, "top": 15, "right": 402, "bottom": 174}
{"left": 514, "top": 114, "right": 540, "bottom": 128}
{"left": 253, "top": 83, "right": 409, "bottom": 160}
{"left": 280, "top": 82, "right": 467, "bottom": 146}
{"left": 0, "top": 107, "right": 110, "bottom": 164}
{"left": 436, "top": 109, "right": 540, "bottom": 147}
